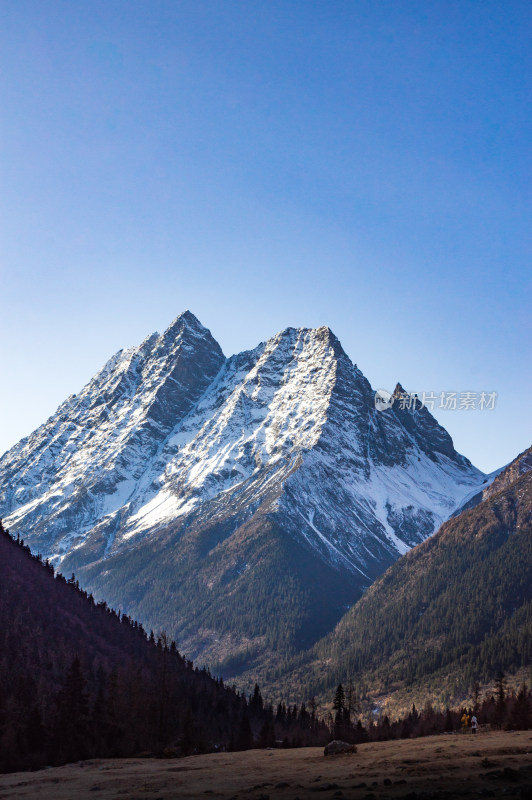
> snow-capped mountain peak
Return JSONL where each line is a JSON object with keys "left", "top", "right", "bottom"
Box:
{"left": 0, "top": 312, "right": 225, "bottom": 557}
{"left": 1, "top": 314, "right": 487, "bottom": 585}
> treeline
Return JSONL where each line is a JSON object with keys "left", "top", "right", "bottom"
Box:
{"left": 329, "top": 675, "right": 532, "bottom": 743}
{"left": 0, "top": 521, "right": 330, "bottom": 773}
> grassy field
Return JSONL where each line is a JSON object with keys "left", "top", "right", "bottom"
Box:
{"left": 1, "top": 729, "right": 532, "bottom": 799}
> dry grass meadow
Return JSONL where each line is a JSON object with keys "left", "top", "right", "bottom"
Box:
{"left": 1, "top": 729, "right": 532, "bottom": 799}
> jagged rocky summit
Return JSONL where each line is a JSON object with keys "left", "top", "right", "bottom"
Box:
{"left": 0, "top": 311, "right": 489, "bottom": 671}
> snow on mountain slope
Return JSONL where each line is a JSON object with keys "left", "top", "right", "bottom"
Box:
{"left": 265, "top": 335, "right": 486, "bottom": 580}
{"left": 0, "top": 313, "right": 488, "bottom": 585}
{"left": 120, "top": 326, "right": 341, "bottom": 538}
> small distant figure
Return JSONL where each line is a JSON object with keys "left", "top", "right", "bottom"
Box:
{"left": 471, "top": 714, "right": 478, "bottom": 734}
{"left": 461, "top": 711, "right": 469, "bottom": 733}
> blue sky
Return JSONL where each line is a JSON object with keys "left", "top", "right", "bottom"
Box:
{"left": 1, "top": 0, "right": 531, "bottom": 472}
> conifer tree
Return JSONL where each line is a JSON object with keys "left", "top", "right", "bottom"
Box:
{"left": 237, "top": 714, "right": 253, "bottom": 750}
{"left": 54, "top": 657, "right": 90, "bottom": 763}
{"left": 333, "top": 684, "right": 345, "bottom": 714}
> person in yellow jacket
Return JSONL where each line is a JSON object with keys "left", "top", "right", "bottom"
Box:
{"left": 461, "top": 711, "right": 469, "bottom": 732}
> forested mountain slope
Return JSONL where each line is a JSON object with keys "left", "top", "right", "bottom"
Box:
{"left": 0, "top": 520, "right": 255, "bottom": 772}
{"left": 279, "top": 447, "right": 532, "bottom": 708}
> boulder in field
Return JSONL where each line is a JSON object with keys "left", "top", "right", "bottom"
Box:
{"left": 324, "top": 740, "right": 357, "bottom": 756}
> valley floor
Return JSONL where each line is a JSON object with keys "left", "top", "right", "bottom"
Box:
{"left": 1, "top": 730, "right": 531, "bottom": 800}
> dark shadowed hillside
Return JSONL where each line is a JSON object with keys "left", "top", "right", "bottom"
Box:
{"left": 0, "top": 519, "right": 336, "bottom": 773}
{"left": 0, "top": 521, "right": 252, "bottom": 772}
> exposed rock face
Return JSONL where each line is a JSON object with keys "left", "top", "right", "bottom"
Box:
{"left": 483, "top": 445, "right": 532, "bottom": 499}
{"left": 0, "top": 312, "right": 489, "bottom": 668}
{"left": 452, "top": 444, "right": 532, "bottom": 517}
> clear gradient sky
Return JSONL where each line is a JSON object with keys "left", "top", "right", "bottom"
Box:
{"left": 1, "top": 0, "right": 531, "bottom": 472}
